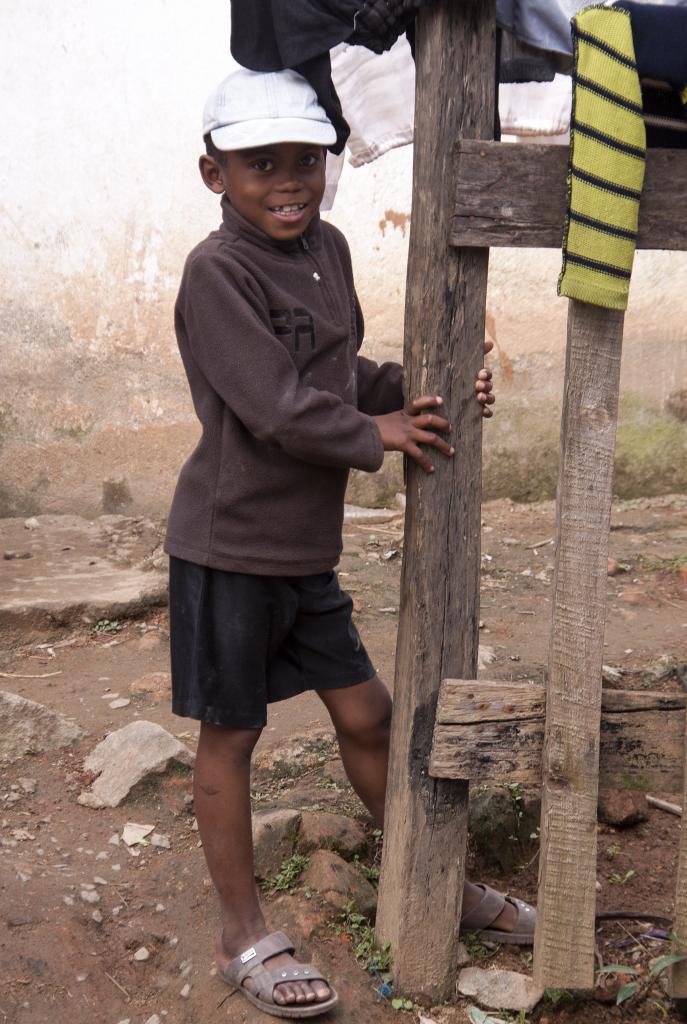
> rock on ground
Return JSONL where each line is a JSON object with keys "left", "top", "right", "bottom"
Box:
{"left": 252, "top": 809, "right": 301, "bottom": 879}
{"left": 597, "top": 788, "right": 648, "bottom": 827}
{"left": 77, "top": 720, "right": 194, "bottom": 808}
{"left": 252, "top": 729, "right": 337, "bottom": 784}
{"left": 129, "top": 671, "right": 171, "bottom": 702}
{"left": 297, "top": 811, "right": 366, "bottom": 857}
{"left": 0, "top": 690, "right": 84, "bottom": 763}
{"left": 301, "top": 850, "right": 377, "bottom": 918}
{"left": 457, "top": 966, "right": 544, "bottom": 1012}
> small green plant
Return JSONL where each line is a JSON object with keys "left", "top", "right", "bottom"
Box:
{"left": 519, "top": 950, "right": 533, "bottom": 969}
{"left": 610, "top": 869, "right": 635, "bottom": 886}
{"left": 597, "top": 950, "right": 687, "bottom": 1006}
{"left": 250, "top": 789, "right": 268, "bottom": 803}
{"left": 606, "top": 842, "right": 622, "bottom": 858}
{"left": 391, "top": 997, "right": 414, "bottom": 1011}
{"left": 335, "top": 899, "right": 392, "bottom": 973}
{"left": 464, "top": 931, "right": 500, "bottom": 961}
{"left": 352, "top": 854, "right": 380, "bottom": 886}
{"left": 259, "top": 853, "right": 308, "bottom": 894}
{"left": 94, "top": 618, "right": 123, "bottom": 634}
{"left": 468, "top": 1008, "right": 528, "bottom": 1024}
{"left": 544, "top": 988, "right": 575, "bottom": 1006}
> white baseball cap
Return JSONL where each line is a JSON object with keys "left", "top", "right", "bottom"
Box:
{"left": 203, "top": 67, "right": 337, "bottom": 152}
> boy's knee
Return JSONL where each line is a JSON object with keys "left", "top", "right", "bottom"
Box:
{"left": 334, "top": 681, "right": 392, "bottom": 744}
{"left": 197, "top": 722, "right": 262, "bottom": 766}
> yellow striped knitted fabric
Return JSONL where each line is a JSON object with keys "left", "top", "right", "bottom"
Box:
{"left": 558, "top": 6, "right": 647, "bottom": 311}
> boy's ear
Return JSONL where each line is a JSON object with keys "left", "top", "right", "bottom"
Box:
{"left": 199, "top": 154, "right": 227, "bottom": 195}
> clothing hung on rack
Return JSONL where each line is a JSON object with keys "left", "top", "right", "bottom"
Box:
{"left": 558, "top": 5, "right": 646, "bottom": 311}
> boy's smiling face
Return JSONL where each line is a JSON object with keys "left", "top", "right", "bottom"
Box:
{"left": 200, "top": 142, "right": 326, "bottom": 242}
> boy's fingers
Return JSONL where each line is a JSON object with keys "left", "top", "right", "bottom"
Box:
{"left": 477, "top": 368, "right": 492, "bottom": 380}
{"left": 405, "top": 442, "right": 435, "bottom": 473}
{"left": 477, "top": 392, "right": 496, "bottom": 404}
{"left": 475, "top": 380, "right": 492, "bottom": 393}
{"left": 482, "top": 405, "right": 494, "bottom": 418}
{"left": 412, "top": 413, "right": 451, "bottom": 432}
{"left": 406, "top": 395, "right": 443, "bottom": 415}
{"left": 413, "top": 429, "right": 454, "bottom": 456}
{"left": 484, "top": 339, "right": 494, "bottom": 355}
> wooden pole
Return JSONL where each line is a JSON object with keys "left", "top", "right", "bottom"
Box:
{"left": 375, "top": 0, "right": 496, "bottom": 1001}
{"left": 533, "top": 301, "right": 625, "bottom": 990}
{"left": 670, "top": 713, "right": 687, "bottom": 997}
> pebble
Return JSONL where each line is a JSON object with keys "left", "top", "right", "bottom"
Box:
{"left": 18, "top": 778, "right": 37, "bottom": 794}
{"left": 108, "top": 833, "right": 120, "bottom": 846}
{"left": 91, "top": 909, "right": 103, "bottom": 924}
{"left": 63, "top": 895, "right": 75, "bottom": 906}
{"left": 155, "top": 903, "right": 166, "bottom": 913}
{"left": 109, "top": 698, "right": 130, "bottom": 710}
{"left": 180, "top": 983, "right": 191, "bottom": 999}
{"left": 134, "top": 946, "right": 150, "bottom": 962}
{"left": 95, "top": 851, "right": 109, "bottom": 860}
{"left": 94, "top": 876, "right": 108, "bottom": 885}
{"left": 76, "top": 972, "right": 88, "bottom": 983}
{"left": 122, "top": 822, "right": 155, "bottom": 846}
{"left": 151, "top": 833, "right": 171, "bottom": 849}
{"left": 80, "top": 890, "right": 100, "bottom": 904}
{"left": 24, "top": 517, "right": 40, "bottom": 530}
{"left": 111, "top": 863, "right": 121, "bottom": 871}
{"left": 145, "top": 1016, "right": 161, "bottom": 1024}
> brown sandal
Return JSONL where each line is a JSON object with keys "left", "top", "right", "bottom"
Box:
{"left": 460, "top": 884, "right": 537, "bottom": 946}
{"left": 218, "top": 930, "right": 339, "bottom": 1019}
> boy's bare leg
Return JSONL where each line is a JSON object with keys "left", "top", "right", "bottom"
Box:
{"left": 317, "top": 676, "right": 517, "bottom": 933}
{"left": 194, "top": 722, "right": 330, "bottom": 1006}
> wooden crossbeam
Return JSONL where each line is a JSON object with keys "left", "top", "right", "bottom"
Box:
{"left": 430, "top": 679, "right": 686, "bottom": 792}
{"left": 451, "top": 141, "right": 687, "bottom": 250}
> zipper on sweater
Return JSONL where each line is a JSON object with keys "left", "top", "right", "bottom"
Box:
{"left": 299, "top": 237, "right": 339, "bottom": 321}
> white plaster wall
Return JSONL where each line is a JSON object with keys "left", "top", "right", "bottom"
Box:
{"left": 1, "top": 1, "right": 685, "bottom": 516}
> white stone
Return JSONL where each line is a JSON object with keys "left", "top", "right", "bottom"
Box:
{"left": 457, "top": 967, "right": 544, "bottom": 1013}
{"left": 109, "top": 697, "right": 130, "bottom": 709}
{"left": 133, "top": 946, "right": 150, "bottom": 962}
{"left": 144, "top": 1016, "right": 161, "bottom": 1024}
{"left": 93, "top": 876, "right": 107, "bottom": 885}
{"left": 24, "top": 517, "right": 40, "bottom": 530}
{"left": 91, "top": 909, "right": 103, "bottom": 923}
{"left": 0, "top": 691, "right": 83, "bottom": 764}
{"left": 122, "top": 822, "right": 154, "bottom": 846}
{"left": 77, "top": 720, "right": 194, "bottom": 808}
{"left": 80, "top": 890, "right": 100, "bottom": 904}
{"left": 180, "top": 983, "right": 191, "bottom": 998}
{"left": 151, "top": 832, "right": 171, "bottom": 849}
{"left": 343, "top": 504, "right": 399, "bottom": 524}
{"left": 108, "top": 833, "right": 120, "bottom": 846}
{"left": 18, "top": 777, "right": 37, "bottom": 794}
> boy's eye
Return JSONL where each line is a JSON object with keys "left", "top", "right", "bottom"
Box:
{"left": 300, "top": 153, "right": 320, "bottom": 168}
{"left": 250, "top": 158, "right": 273, "bottom": 172}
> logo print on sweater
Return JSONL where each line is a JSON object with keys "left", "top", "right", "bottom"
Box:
{"left": 270, "top": 308, "right": 316, "bottom": 351}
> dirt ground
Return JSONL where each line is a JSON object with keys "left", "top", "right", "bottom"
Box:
{"left": 1, "top": 494, "right": 686, "bottom": 1024}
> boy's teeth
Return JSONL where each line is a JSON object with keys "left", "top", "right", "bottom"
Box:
{"left": 273, "top": 204, "right": 304, "bottom": 213}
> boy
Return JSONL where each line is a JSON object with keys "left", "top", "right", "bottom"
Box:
{"left": 165, "top": 66, "right": 529, "bottom": 1019}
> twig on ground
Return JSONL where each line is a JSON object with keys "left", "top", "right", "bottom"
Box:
{"left": 530, "top": 537, "right": 554, "bottom": 549}
{"left": 0, "top": 670, "right": 62, "bottom": 679}
{"left": 104, "top": 972, "right": 129, "bottom": 1000}
{"left": 647, "top": 795, "right": 682, "bottom": 817}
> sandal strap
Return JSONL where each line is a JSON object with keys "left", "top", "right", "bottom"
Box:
{"left": 460, "top": 884, "right": 506, "bottom": 931}
{"left": 268, "top": 963, "right": 326, "bottom": 986}
{"left": 230, "top": 931, "right": 296, "bottom": 987}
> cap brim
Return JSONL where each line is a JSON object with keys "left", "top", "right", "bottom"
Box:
{"left": 210, "top": 117, "right": 337, "bottom": 151}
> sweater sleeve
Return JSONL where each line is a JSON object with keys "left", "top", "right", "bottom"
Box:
{"left": 180, "top": 249, "right": 384, "bottom": 473}
{"left": 353, "top": 293, "right": 405, "bottom": 416}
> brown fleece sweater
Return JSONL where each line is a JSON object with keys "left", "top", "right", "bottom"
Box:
{"left": 164, "top": 197, "right": 404, "bottom": 575}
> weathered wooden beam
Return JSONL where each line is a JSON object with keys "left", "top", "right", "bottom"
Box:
{"left": 374, "top": 0, "right": 496, "bottom": 1002}
{"left": 430, "top": 680, "right": 686, "bottom": 792}
{"left": 670, "top": 706, "right": 687, "bottom": 997}
{"left": 533, "top": 301, "right": 625, "bottom": 991}
{"left": 451, "top": 141, "right": 687, "bottom": 250}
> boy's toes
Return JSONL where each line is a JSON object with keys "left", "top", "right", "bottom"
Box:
{"left": 273, "top": 982, "right": 296, "bottom": 1005}
{"left": 312, "top": 979, "right": 331, "bottom": 1002}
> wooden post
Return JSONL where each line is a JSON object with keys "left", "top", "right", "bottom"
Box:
{"left": 533, "top": 301, "right": 625, "bottom": 990}
{"left": 670, "top": 714, "right": 687, "bottom": 998}
{"left": 375, "top": 0, "right": 496, "bottom": 1001}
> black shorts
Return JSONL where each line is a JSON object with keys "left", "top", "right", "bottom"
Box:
{"left": 169, "top": 556, "right": 375, "bottom": 729}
